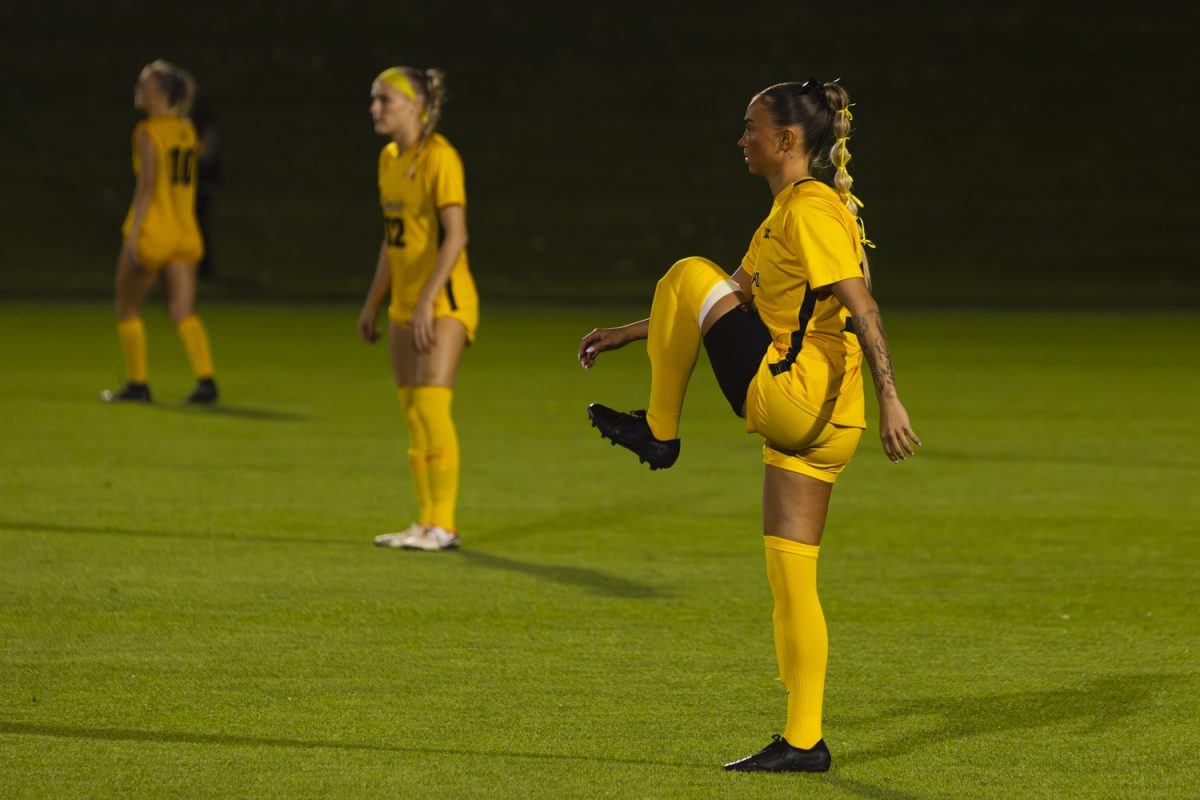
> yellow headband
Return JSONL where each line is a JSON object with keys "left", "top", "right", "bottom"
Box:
{"left": 376, "top": 68, "right": 428, "bottom": 124}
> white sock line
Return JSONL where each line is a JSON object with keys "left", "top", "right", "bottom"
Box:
{"left": 698, "top": 279, "right": 740, "bottom": 327}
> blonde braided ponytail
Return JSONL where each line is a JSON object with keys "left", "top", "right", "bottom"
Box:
{"left": 381, "top": 66, "right": 448, "bottom": 177}
{"left": 823, "top": 82, "right": 873, "bottom": 286}
{"left": 421, "top": 68, "right": 446, "bottom": 137}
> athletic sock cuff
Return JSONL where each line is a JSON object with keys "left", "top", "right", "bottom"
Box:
{"left": 764, "top": 535, "right": 820, "bottom": 559}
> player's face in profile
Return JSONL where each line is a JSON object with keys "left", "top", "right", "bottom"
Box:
{"left": 133, "top": 69, "right": 156, "bottom": 110}
{"left": 738, "top": 98, "right": 779, "bottom": 176}
{"left": 370, "top": 81, "right": 421, "bottom": 137}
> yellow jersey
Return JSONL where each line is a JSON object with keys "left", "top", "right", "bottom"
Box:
{"left": 378, "top": 133, "right": 473, "bottom": 321}
{"left": 743, "top": 178, "right": 867, "bottom": 427}
{"left": 121, "top": 115, "right": 202, "bottom": 244}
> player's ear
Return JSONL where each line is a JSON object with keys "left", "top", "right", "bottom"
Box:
{"left": 777, "top": 127, "right": 794, "bottom": 153}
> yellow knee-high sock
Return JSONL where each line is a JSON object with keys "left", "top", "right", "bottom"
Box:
{"left": 413, "top": 386, "right": 459, "bottom": 531}
{"left": 764, "top": 535, "right": 828, "bottom": 749}
{"left": 399, "top": 387, "right": 434, "bottom": 526}
{"left": 117, "top": 317, "right": 149, "bottom": 383}
{"left": 646, "top": 257, "right": 730, "bottom": 440}
{"left": 176, "top": 315, "right": 214, "bottom": 379}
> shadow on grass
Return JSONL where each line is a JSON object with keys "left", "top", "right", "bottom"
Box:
{"left": 148, "top": 403, "right": 308, "bottom": 421}
{"left": 0, "top": 720, "right": 700, "bottom": 769}
{"left": 0, "top": 520, "right": 661, "bottom": 599}
{"left": 838, "top": 672, "right": 1192, "bottom": 765}
{"left": 820, "top": 777, "right": 923, "bottom": 800}
{"left": 0, "top": 519, "right": 343, "bottom": 547}
{"left": 456, "top": 549, "right": 665, "bottom": 599}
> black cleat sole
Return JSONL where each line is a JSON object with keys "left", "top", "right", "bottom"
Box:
{"left": 587, "top": 403, "right": 679, "bottom": 470}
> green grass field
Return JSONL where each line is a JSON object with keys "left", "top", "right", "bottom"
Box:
{"left": 1, "top": 303, "right": 1197, "bottom": 799}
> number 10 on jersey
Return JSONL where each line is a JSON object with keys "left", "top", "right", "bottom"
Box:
{"left": 168, "top": 147, "right": 197, "bottom": 185}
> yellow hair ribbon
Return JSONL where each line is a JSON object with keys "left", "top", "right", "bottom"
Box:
{"left": 834, "top": 106, "right": 870, "bottom": 248}
{"left": 837, "top": 188, "right": 865, "bottom": 210}
{"left": 835, "top": 136, "right": 854, "bottom": 169}
{"left": 855, "top": 216, "right": 876, "bottom": 249}
{"left": 376, "top": 68, "right": 429, "bottom": 124}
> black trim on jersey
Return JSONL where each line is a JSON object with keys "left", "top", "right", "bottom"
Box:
{"left": 765, "top": 177, "right": 821, "bottom": 376}
{"left": 769, "top": 286, "right": 818, "bottom": 376}
{"left": 444, "top": 278, "right": 458, "bottom": 311}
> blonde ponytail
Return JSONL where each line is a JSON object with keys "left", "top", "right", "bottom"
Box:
{"left": 823, "top": 82, "right": 873, "bottom": 286}
{"left": 421, "top": 68, "right": 446, "bottom": 136}
{"left": 377, "top": 66, "right": 449, "bottom": 177}
{"left": 144, "top": 59, "right": 195, "bottom": 117}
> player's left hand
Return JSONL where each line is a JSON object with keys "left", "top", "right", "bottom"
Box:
{"left": 878, "top": 395, "right": 921, "bottom": 463}
{"left": 412, "top": 301, "right": 436, "bottom": 352}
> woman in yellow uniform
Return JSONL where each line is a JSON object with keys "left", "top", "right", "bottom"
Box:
{"left": 579, "top": 79, "right": 920, "bottom": 772}
{"left": 103, "top": 59, "right": 217, "bottom": 404}
{"left": 358, "top": 66, "right": 479, "bottom": 552}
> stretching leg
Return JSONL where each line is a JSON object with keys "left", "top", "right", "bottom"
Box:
{"left": 645, "top": 257, "right": 744, "bottom": 439}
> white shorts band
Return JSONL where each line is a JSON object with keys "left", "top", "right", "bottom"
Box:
{"left": 699, "top": 279, "right": 740, "bottom": 326}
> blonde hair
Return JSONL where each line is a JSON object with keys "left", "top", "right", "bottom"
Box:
{"left": 822, "top": 82, "right": 872, "bottom": 286}
{"left": 143, "top": 59, "right": 195, "bottom": 116}
{"left": 378, "top": 67, "right": 447, "bottom": 134}
{"left": 377, "top": 66, "right": 448, "bottom": 175}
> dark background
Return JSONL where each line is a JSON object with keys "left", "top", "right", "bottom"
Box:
{"left": 2, "top": 0, "right": 1198, "bottom": 307}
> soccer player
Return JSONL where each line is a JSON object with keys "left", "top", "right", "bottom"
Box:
{"left": 578, "top": 79, "right": 920, "bottom": 772}
{"left": 103, "top": 60, "right": 217, "bottom": 404}
{"left": 358, "top": 67, "right": 479, "bottom": 552}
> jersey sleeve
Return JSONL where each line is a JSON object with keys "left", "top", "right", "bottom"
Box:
{"left": 426, "top": 142, "right": 466, "bottom": 209}
{"left": 784, "top": 198, "right": 863, "bottom": 289}
{"left": 741, "top": 218, "right": 767, "bottom": 272}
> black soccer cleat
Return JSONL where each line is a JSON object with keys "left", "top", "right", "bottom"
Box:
{"left": 587, "top": 403, "right": 680, "bottom": 470}
{"left": 185, "top": 377, "right": 219, "bottom": 405}
{"left": 100, "top": 382, "right": 151, "bottom": 403}
{"left": 723, "top": 735, "right": 831, "bottom": 773}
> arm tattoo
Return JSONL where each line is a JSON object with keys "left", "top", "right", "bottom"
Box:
{"left": 851, "top": 309, "right": 897, "bottom": 392}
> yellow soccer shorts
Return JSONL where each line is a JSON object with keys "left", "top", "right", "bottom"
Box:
{"left": 745, "top": 357, "right": 863, "bottom": 483}
{"left": 388, "top": 269, "right": 479, "bottom": 342}
{"left": 131, "top": 224, "right": 204, "bottom": 271}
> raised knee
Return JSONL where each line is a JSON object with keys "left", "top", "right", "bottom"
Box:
{"left": 667, "top": 256, "right": 714, "bottom": 276}
{"left": 657, "top": 257, "right": 713, "bottom": 290}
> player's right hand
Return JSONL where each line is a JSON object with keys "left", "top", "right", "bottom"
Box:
{"left": 578, "top": 327, "right": 626, "bottom": 369}
{"left": 357, "top": 308, "right": 380, "bottom": 343}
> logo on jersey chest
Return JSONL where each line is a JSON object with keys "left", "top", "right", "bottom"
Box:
{"left": 382, "top": 201, "right": 406, "bottom": 213}
{"left": 763, "top": 228, "right": 771, "bottom": 239}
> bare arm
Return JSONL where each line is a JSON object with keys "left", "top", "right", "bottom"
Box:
{"left": 357, "top": 239, "right": 391, "bottom": 343}
{"left": 411, "top": 203, "right": 468, "bottom": 352}
{"left": 731, "top": 264, "right": 754, "bottom": 298}
{"left": 580, "top": 263, "right": 750, "bottom": 368}
{"left": 124, "top": 130, "right": 156, "bottom": 252}
{"left": 829, "top": 276, "right": 921, "bottom": 462}
{"left": 578, "top": 318, "right": 649, "bottom": 369}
